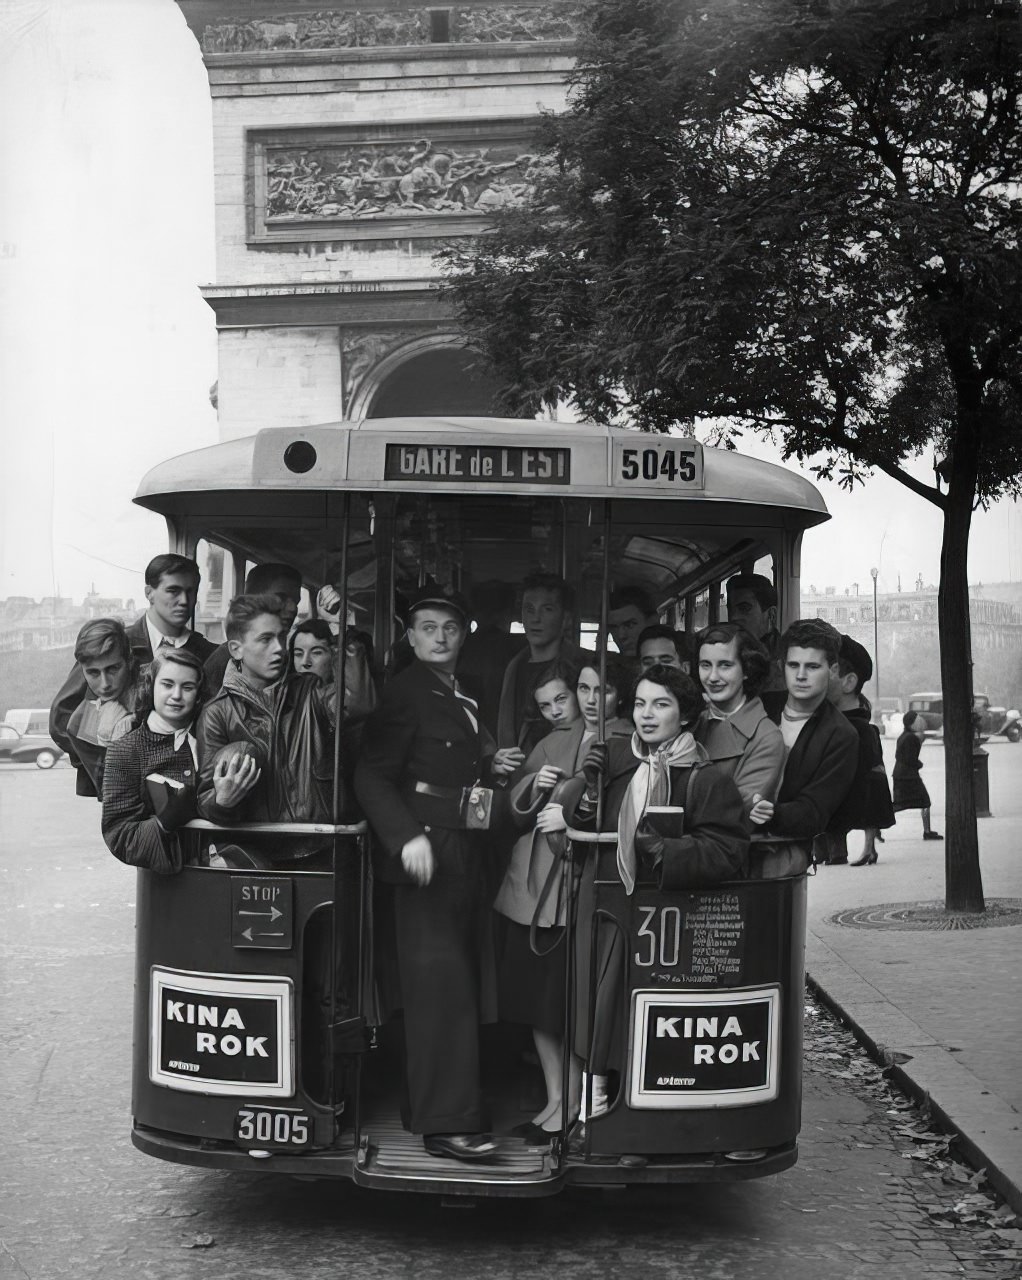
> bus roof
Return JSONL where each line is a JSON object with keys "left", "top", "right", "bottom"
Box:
{"left": 134, "top": 417, "right": 829, "bottom": 523}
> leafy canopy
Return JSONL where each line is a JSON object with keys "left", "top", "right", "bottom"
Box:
{"left": 442, "top": 0, "right": 1022, "bottom": 504}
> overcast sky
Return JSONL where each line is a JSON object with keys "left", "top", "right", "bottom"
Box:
{"left": 1, "top": 0, "right": 1019, "bottom": 605}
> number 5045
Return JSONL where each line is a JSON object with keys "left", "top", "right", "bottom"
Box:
{"left": 619, "top": 446, "right": 697, "bottom": 484}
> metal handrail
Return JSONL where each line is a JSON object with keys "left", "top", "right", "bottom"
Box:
{"left": 564, "top": 828, "right": 618, "bottom": 844}
{"left": 184, "top": 819, "right": 367, "bottom": 836}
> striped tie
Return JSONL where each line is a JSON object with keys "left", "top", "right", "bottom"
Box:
{"left": 453, "top": 682, "right": 479, "bottom": 734}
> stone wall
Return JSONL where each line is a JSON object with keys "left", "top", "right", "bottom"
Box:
{"left": 217, "top": 327, "right": 345, "bottom": 436}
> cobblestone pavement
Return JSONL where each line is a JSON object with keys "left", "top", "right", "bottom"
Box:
{"left": 3, "top": 766, "right": 1021, "bottom": 1279}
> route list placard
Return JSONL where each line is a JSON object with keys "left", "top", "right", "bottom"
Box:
{"left": 680, "top": 892, "right": 745, "bottom": 984}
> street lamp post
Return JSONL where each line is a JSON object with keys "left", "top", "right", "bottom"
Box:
{"left": 870, "top": 567, "right": 879, "bottom": 705}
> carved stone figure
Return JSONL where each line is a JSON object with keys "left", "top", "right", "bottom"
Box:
{"left": 264, "top": 137, "right": 544, "bottom": 222}
{"left": 201, "top": 6, "right": 582, "bottom": 55}
{"left": 341, "top": 329, "right": 432, "bottom": 410}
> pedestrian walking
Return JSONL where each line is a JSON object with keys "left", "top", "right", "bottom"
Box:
{"left": 892, "top": 710, "right": 943, "bottom": 840}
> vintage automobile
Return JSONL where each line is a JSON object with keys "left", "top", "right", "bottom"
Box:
{"left": 973, "top": 693, "right": 1022, "bottom": 742}
{"left": 0, "top": 722, "right": 65, "bottom": 768}
{"left": 905, "top": 692, "right": 1021, "bottom": 742}
{"left": 906, "top": 692, "right": 944, "bottom": 735}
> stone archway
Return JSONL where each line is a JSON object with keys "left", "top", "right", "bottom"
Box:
{"left": 357, "top": 340, "right": 505, "bottom": 419}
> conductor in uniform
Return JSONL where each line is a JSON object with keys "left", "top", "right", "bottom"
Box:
{"left": 355, "top": 586, "right": 521, "bottom": 1162}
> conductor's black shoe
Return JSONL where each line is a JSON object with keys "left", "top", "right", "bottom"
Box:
{"left": 923, "top": 831, "right": 944, "bottom": 841}
{"left": 423, "top": 1133, "right": 498, "bottom": 1162}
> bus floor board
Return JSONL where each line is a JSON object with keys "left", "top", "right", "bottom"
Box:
{"left": 361, "top": 1103, "right": 553, "bottom": 1183}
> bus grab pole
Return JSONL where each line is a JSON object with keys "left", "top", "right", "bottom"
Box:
{"left": 569, "top": 500, "right": 612, "bottom": 1139}
{"left": 597, "top": 500, "right": 612, "bottom": 826}
{"left": 329, "top": 492, "right": 351, "bottom": 1115}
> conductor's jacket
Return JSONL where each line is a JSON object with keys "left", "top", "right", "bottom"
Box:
{"left": 355, "top": 660, "right": 496, "bottom": 885}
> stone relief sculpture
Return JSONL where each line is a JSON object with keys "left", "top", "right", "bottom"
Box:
{"left": 264, "top": 138, "right": 553, "bottom": 222}
{"left": 451, "top": 5, "right": 581, "bottom": 41}
{"left": 341, "top": 329, "right": 433, "bottom": 408}
{"left": 201, "top": 6, "right": 582, "bottom": 54}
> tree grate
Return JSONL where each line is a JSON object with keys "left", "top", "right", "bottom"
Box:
{"left": 828, "top": 898, "right": 1022, "bottom": 930}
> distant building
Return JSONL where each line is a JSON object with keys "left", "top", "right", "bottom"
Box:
{"left": 0, "top": 595, "right": 135, "bottom": 654}
{"left": 802, "top": 584, "right": 1022, "bottom": 653}
{"left": 799, "top": 581, "right": 1022, "bottom": 707}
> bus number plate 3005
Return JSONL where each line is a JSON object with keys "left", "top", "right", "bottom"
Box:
{"left": 234, "top": 1106, "right": 311, "bottom": 1150}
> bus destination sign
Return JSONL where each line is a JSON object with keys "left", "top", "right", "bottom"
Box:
{"left": 385, "top": 444, "right": 571, "bottom": 485}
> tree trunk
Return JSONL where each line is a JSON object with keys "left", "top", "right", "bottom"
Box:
{"left": 938, "top": 479, "right": 985, "bottom": 913}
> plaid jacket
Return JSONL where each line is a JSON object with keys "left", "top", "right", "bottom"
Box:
{"left": 102, "top": 723, "right": 197, "bottom": 874}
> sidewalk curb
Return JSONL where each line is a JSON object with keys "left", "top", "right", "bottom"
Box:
{"left": 807, "top": 972, "right": 1022, "bottom": 1216}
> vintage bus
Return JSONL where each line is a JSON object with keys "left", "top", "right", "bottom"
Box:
{"left": 127, "top": 415, "right": 827, "bottom": 1195}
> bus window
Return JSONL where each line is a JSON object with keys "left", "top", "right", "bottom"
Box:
{"left": 193, "top": 538, "right": 234, "bottom": 645}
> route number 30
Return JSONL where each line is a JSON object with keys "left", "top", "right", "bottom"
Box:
{"left": 635, "top": 905, "right": 683, "bottom": 967}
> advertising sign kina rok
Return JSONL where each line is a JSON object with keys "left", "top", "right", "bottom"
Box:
{"left": 150, "top": 968, "right": 294, "bottom": 1097}
{"left": 628, "top": 986, "right": 780, "bottom": 1109}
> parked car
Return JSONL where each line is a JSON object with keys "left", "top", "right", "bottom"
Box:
{"left": 905, "top": 692, "right": 1021, "bottom": 742}
{"left": 906, "top": 692, "right": 944, "bottom": 735}
{"left": 3, "top": 708, "right": 52, "bottom": 736}
{"left": 973, "top": 693, "right": 1022, "bottom": 743}
{"left": 0, "top": 722, "right": 64, "bottom": 768}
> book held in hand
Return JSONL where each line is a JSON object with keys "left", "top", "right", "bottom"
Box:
{"left": 641, "top": 805, "right": 685, "bottom": 840}
{"left": 145, "top": 773, "right": 190, "bottom": 822}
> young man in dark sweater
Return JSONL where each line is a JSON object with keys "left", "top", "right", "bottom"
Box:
{"left": 752, "top": 619, "right": 859, "bottom": 874}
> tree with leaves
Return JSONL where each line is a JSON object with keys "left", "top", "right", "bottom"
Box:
{"left": 443, "top": 0, "right": 1022, "bottom": 912}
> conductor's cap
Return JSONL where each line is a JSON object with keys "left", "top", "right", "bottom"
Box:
{"left": 407, "top": 584, "right": 471, "bottom": 626}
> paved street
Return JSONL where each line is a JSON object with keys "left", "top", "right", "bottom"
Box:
{"left": 2, "top": 758, "right": 1020, "bottom": 1279}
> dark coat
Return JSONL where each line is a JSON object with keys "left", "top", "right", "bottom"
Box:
{"left": 574, "top": 737, "right": 751, "bottom": 889}
{"left": 762, "top": 695, "right": 859, "bottom": 838}
{"left": 570, "top": 739, "right": 749, "bottom": 1070}
{"left": 892, "top": 728, "right": 931, "bottom": 810}
{"left": 456, "top": 625, "right": 527, "bottom": 740}
{"left": 827, "top": 706, "right": 895, "bottom": 833}
{"left": 354, "top": 660, "right": 496, "bottom": 885}
{"left": 196, "top": 665, "right": 338, "bottom": 825}
{"left": 50, "top": 615, "right": 215, "bottom": 797}
{"left": 353, "top": 659, "right": 499, "bottom": 1133}
{"left": 102, "top": 722, "right": 198, "bottom": 874}
{"left": 60, "top": 699, "right": 133, "bottom": 799}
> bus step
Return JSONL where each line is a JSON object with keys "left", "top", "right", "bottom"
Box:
{"left": 354, "top": 1107, "right": 560, "bottom": 1194}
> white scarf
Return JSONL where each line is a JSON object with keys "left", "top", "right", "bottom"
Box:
{"left": 147, "top": 710, "right": 199, "bottom": 770}
{"left": 616, "top": 730, "right": 703, "bottom": 894}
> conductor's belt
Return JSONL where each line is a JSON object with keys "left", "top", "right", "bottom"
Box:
{"left": 413, "top": 781, "right": 465, "bottom": 800}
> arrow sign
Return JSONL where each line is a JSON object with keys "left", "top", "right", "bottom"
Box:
{"left": 239, "top": 906, "right": 283, "bottom": 922}
{"left": 231, "top": 877, "right": 293, "bottom": 951}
